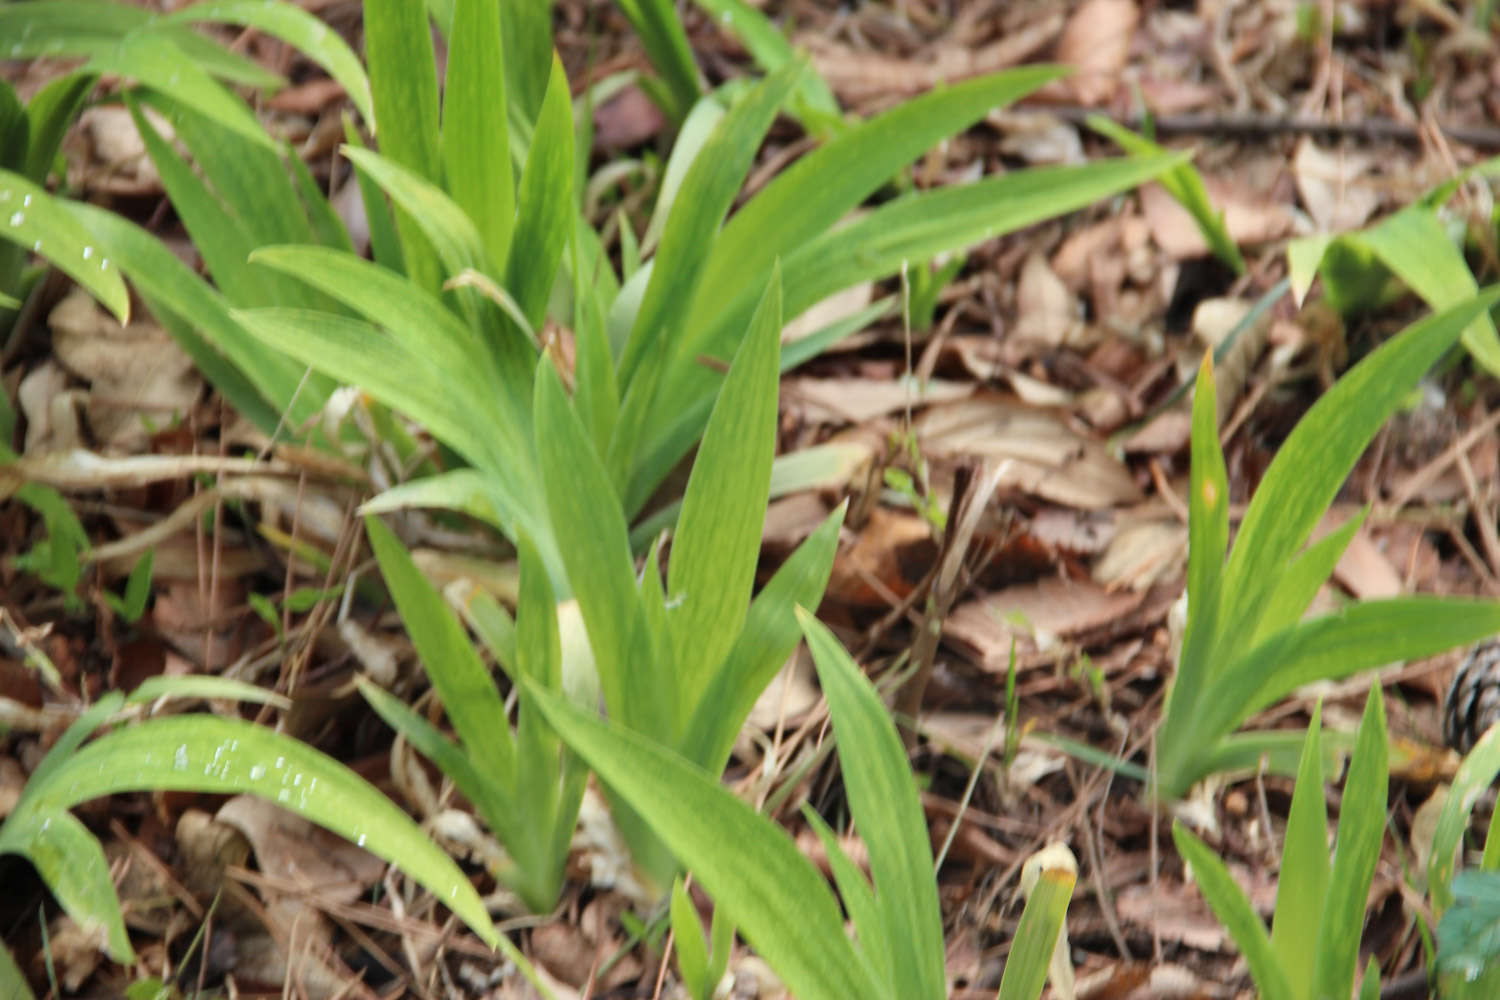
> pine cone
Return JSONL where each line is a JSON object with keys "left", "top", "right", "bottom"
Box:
{"left": 1444, "top": 639, "right": 1500, "bottom": 755}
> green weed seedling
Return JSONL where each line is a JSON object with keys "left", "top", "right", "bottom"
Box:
{"left": 1287, "top": 162, "right": 1500, "bottom": 379}
{"left": 1155, "top": 289, "right": 1500, "bottom": 802}
{"left": 1174, "top": 692, "right": 1388, "bottom": 1000}
{"left": 529, "top": 608, "right": 1075, "bottom": 1000}
{"left": 0, "top": 677, "right": 562, "bottom": 995}
{"left": 1088, "top": 115, "right": 1246, "bottom": 276}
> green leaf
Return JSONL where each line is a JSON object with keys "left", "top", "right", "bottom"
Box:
{"left": 672, "top": 878, "right": 713, "bottom": 1000}
{"left": 669, "top": 268, "right": 781, "bottom": 723}
{"left": 689, "top": 66, "right": 1064, "bottom": 341}
{"left": 367, "top": 516, "right": 516, "bottom": 788}
{"left": 1173, "top": 822, "right": 1296, "bottom": 1000}
{"left": 22, "top": 71, "right": 95, "bottom": 184}
{"left": 533, "top": 361, "right": 666, "bottom": 735}
{"left": 10, "top": 715, "right": 500, "bottom": 950}
{"left": 0, "top": 809, "right": 133, "bottom": 960}
{"left": 679, "top": 504, "right": 844, "bottom": 773}
{"left": 1219, "top": 289, "right": 1500, "bottom": 659}
{"left": 614, "top": 0, "right": 701, "bottom": 122}
{"left": 618, "top": 62, "right": 801, "bottom": 392}
{"left": 1251, "top": 510, "right": 1366, "bottom": 648}
{"left": 441, "top": 0, "right": 514, "bottom": 272}
{"left": 525, "top": 684, "right": 884, "bottom": 1000}
{"left": 1086, "top": 115, "right": 1245, "bottom": 274}
{"left": 798, "top": 608, "right": 945, "bottom": 1000}
{"left": 629, "top": 152, "right": 1184, "bottom": 514}
{"left": 363, "top": 0, "right": 442, "bottom": 292}
{"left": 0, "top": 170, "right": 129, "bottom": 322}
{"left": 164, "top": 0, "right": 374, "bottom": 125}
{"left": 997, "top": 868, "right": 1075, "bottom": 1000}
{"left": 0, "top": 938, "right": 33, "bottom": 1000}
{"left": 1355, "top": 205, "right": 1500, "bottom": 378}
{"left": 1431, "top": 718, "right": 1500, "bottom": 912}
{"left": 1160, "top": 355, "right": 1227, "bottom": 793}
{"left": 508, "top": 56, "right": 574, "bottom": 331}
{"left": 498, "top": 0, "right": 552, "bottom": 121}
{"left": 1270, "top": 702, "right": 1330, "bottom": 1000}
{"left": 85, "top": 32, "right": 277, "bottom": 151}
{"left": 690, "top": 0, "right": 840, "bottom": 124}
{"left": 803, "top": 807, "right": 888, "bottom": 986}
{"left": 356, "top": 675, "right": 488, "bottom": 810}
{"left": 1312, "top": 687, "right": 1387, "bottom": 1000}
{"left": 0, "top": 2, "right": 280, "bottom": 89}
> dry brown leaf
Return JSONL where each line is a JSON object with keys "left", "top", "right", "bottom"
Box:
{"left": 782, "top": 282, "right": 875, "bottom": 344}
{"left": 592, "top": 84, "right": 666, "bottom": 150}
{"left": 826, "top": 506, "right": 935, "bottom": 608}
{"left": 1093, "top": 518, "right": 1186, "bottom": 591}
{"left": 48, "top": 290, "right": 203, "bottom": 452}
{"left": 1013, "top": 252, "right": 1086, "bottom": 348}
{"left": 1076, "top": 961, "right": 1229, "bottom": 999}
{"left": 1055, "top": 0, "right": 1139, "bottom": 105}
{"left": 943, "top": 577, "right": 1146, "bottom": 672}
{"left": 782, "top": 375, "right": 973, "bottom": 424}
{"left": 916, "top": 395, "right": 1142, "bottom": 509}
{"left": 1293, "top": 138, "right": 1381, "bottom": 232}
{"left": 16, "top": 360, "right": 83, "bottom": 453}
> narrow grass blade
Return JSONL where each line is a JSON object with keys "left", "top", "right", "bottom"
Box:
{"left": 1431, "top": 719, "right": 1500, "bottom": 911}
{"left": 672, "top": 878, "right": 713, "bottom": 1000}
{"left": 441, "top": 0, "right": 514, "bottom": 271}
{"left": 997, "top": 867, "right": 1075, "bottom": 1000}
{"left": 356, "top": 675, "right": 488, "bottom": 809}
{"left": 0, "top": 170, "right": 129, "bottom": 322}
{"left": 1219, "top": 288, "right": 1500, "bottom": 657}
{"left": 630, "top": 152, "right": 1184, "bottom": 514}
{"left": 126, "top": 98, "right": 285, "bottom": 308}
{"left": 1269, "top": 702, "right": 1329, "bottom": 1000}
{"left": 1174, "top": 822, "right": 1296, "bottom": 1000}
{"left": 533, "top": 362, "right": 666, "bottom": 735}
{"left": 85, "top": 33, "right": 276, "bottom": 151}
{"left": 367, "top": 516, "right": 516, "bottom": 787}
{"left": 690, "top": 66, "right": 1063, "bottom": 339}
{"left": 1251, "top": 510, "right": 1366, "bottom": 648}
{"left": 498, "top": 0, "right": 553, "bottom": 121}
{"left": 679, "top": 505, "right": 844, "bottom": 772}
{"left": 803, "top": 807, "right": 890, "bottom": 987}
{"left": 1312, "top": 688, "right": 1387, "bottom": 1000}
{"left": 526, "top": 684, "right": 883, "bottom": 1000}
{"left": 0, "top": 939, "right": 33, "bottom": 1000}
{"left": 669, "top": 268, "right": 780, "bottom": 721}
{"left": 617, "top": 62, "right": 800, "bottom": 391}
{"left": 798, "top": 608, "right": 945, "bottom": 1000}
{"left": 614, "top": 0, "right": 700, "bottom": 121}
{"left": 15, "top": 715, "right": 501, "bottom": 949}
{"left": 22, "top": 71, "right": 95, "bottom": 184}
{"left": 691, "top": 0, "right": 840, "bottom": 123}
{"left": 165, "top": 0, "right": 373, "bottom": 125}
{"left": 363, "top": 0, "right": 442, "bottom": 291}
{"left": 1159, "top": 355, "right": 1227, "bottom": 794}
{"left": 508, "top": 56, "right": 574, "bottom": 330}
{"left": 1087, "top": 115, "right": 1244, "bottom": 274}
{"left": 1227, "top": 597, "right": 1500, "bottom": 727}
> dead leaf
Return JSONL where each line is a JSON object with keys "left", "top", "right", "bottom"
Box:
{"left": 1293, "top": 138, "right": 1381, "bottom": 232}
{"left": 944, "top": 577, "right": 1146, "bottom": 672}
{"left": 992, "top": 112, "right": 1086, "bottom": 165}
{"left": 592, "top": 84, "right": 666, "bottom": 150}
{"left": 1093, "top": 517, "right": 1186, "bottom": 591}
{"left": 916, "top": 395, "right": 1143, "bottom": 509}
{"left": 782, "top": 282, "right": 875, "bottom": 344}
{"left": 1013, "top": 252, "right": 1086, "bottom": 348}
{"left": 783, "top": 375, "right": 973, "bottom": 424}
{"left": 17, "top": 360, "right": 83, "bottom": 453}
{"left": 1055, "top": 0, "right": 1139, "bottom": 105}
{"left": 48, "top": 290, "right": 203, "bottom": 452}
{"left": 826, "top": 506, "right": 936, "bottom": 608}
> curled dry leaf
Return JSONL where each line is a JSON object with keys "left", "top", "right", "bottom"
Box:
{"left": 1055, "top": 0, "right": 1139, "bottom": 105}
{"left": 944, "top": 577, "right": 1147, "bottom": 672}
{"left": 1014, "top": 252, "right": 1086, "bottom": 349}
{"left": 781, "top": 375, "right": 974, "bottom": 424}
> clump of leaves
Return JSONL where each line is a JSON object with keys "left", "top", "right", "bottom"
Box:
{"left": 1174, "top": 692, "right": 1388, "bottom": 1000}
{"left": 1156, "top": 288, "right": 1500, "bottom": 801}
